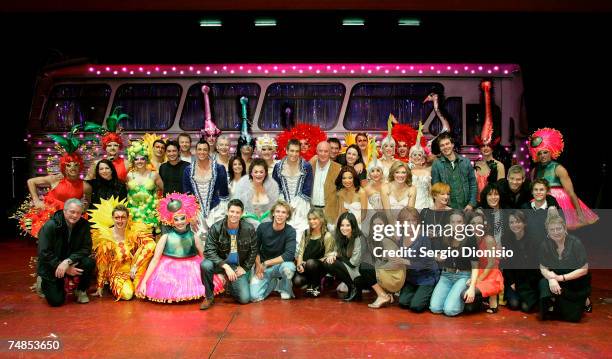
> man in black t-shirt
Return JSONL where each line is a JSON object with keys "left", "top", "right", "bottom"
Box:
{"left": 159, "top": 140, "right": 189, "bottom": 196}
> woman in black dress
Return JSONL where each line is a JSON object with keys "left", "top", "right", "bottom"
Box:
{"left": 85, "top": 159, "right": 128, "bottom": 209}
{"left": 502, "top": 210, "right": 541, "bottom": 312}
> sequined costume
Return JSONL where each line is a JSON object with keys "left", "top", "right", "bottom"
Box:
{"left": 19, "top": 177, "right": 85, "bottom": 238}
{"left": 136, "top": 193, "right": 225, "bottom": 303}
{"left": 89, "top": 197, "right": 155, "bottom": 300}
{"left": 529, "top": 128, "right": 598, "bottom": 230}
{"left": 126, "top": 171, "right": 159, "bottom": 226}
{"left": 534, "top": 161, "right": 598, "bottom": 230}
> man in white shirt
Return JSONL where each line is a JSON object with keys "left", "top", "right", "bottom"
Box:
{"left": 310, "top": 141, "right": 342, "bottom": 225}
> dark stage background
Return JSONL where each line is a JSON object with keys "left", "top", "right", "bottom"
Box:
{"left": 1, "top": 10, "right": 610, "bottom": 233}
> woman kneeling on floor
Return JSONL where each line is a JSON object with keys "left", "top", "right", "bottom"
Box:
{"left": 360, "top": 211, "right": 407, "bottom": 308}
{"left": 324, "top": 212, "right": 365, "bottom": 302}
{"left": 463, "top": 210, "right": 504, "bottom": 313}
{"left": 538, "top": 208, "right": 591, "bottom": 322}
{"left": 429, "top": 210, "right": 480, "bottom": 316}
{"left": 293, "top": 208, "right": 336, "bottom": 297}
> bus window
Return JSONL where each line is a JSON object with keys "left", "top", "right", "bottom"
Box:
{"left": 259, "top": 83, "right": 345, "bottom": 130}
{"left": 43, "top": 84, "right": 111, "bottom": 131}
{"left": 344, "top": 83, "right": 462, "bottom": 139}
{"left": 112, "top": 83, "right": 181, "bottom": 131}
{"left": 180, "top": 83, "right": 260, "bottom": 131}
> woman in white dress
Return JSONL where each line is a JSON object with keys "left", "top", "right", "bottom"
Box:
{"left": 379, "top": 115, "right": 398, "bottom": 180}
{"left": 409, "top": 144, "right": 434, "bottom": 211}
{"left": 386, "top": 161, "right": 416, "bottom": 220}
{"left": 232, "top": 158, "right": 279, "bottom": 230}
{"left": 336, "top": 166, "right": 367, "bottom": 226}
{"left": 363, "top": 141, "right": 391, "bottom": 234}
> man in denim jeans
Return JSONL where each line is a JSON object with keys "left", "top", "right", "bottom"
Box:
{"left": 431, "top": 132, "right": 478, "bottom": 211}
{"left": 200, "top": 199, "right": 258, "bottom": 309}
{"left": 250, "top": 200, "right": 297, "bottom": 301}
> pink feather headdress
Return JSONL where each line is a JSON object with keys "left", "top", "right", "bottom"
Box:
{"left": 158, "top": 193, "right": 199, "bottom": 225}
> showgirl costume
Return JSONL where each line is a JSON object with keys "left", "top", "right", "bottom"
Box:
{"left": 142, "top": 133, "right": 166, "bottom": 171}
{"left": 236, "top": 97, "right": 256, "bottom": 166}
{"left": 126, "top": 141, "right": 159, "bottom": 226}
{"left": 201, "top": 85, "right": 222, "bottom": 162}
{"left": 408, "top": 121, "right": 434, "bottom": 211}
{"left": 256, "top": 134, "right": 279, "bottom": 177}
{"left": 14, "top": 126, "right": 87, "bottom": 238}
{"left": 232, "top": 175, "right": 279, "bottom": 230}
{"left": 528, "top": 128, "right": 598, "bottom": 230}
{"left": 89, "top": 197, "right": 155, "bottom": 300}
{"left": 474, "top": 81, "right": 503, "bottom": 199}
{"left": 276, "top": 123, "right": 327, "bottom": 161}
{"left": 389, "top": 117, "right": 425, "bottom": 164}
{"left": 137, "top": 193, "right": 224, "bottom": 302}
{"left": 379, "top": 115, "right": 398, "bottom": 179}
{"left": 84, "top": 107, "right": 129, "bottom": 182}
{"left": 363, "top": 140, "right": 385, "bottom": 233}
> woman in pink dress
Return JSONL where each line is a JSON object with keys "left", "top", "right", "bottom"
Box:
{"left": 136, "top": 193, "right": 224, "bottom": 303}
{"left": 528, "top": 128, "right": 598, "bottom": 230}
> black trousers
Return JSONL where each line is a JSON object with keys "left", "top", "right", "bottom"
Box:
{"left": 293, "top": 259, "right": 327, "bottom": 288}
{"left": 41, "top": 256, "right": 95, "bottom": 307}
{"left": 399, "top": 281, "right": 435, "bottom": 312}
{"left": 358, "top": 262, "right": 377, "bottom": 288}
{"left": 324, "top": 260, "right": 354, "bottom": 286}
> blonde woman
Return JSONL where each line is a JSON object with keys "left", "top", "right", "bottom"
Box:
{"left": 294, "top": 208, "right": 336, "bottom": 297}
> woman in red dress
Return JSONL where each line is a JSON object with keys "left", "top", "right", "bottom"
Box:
{"left": 20, "top": 132, "right": 90, "bottom": 238}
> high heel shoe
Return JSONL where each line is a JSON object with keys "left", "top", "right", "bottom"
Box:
{"left": 343, "top": 285, "right": 359, "bottom": 302}
{"left": 368, "top": 294, "right": 392, "bottom": 309}
{"left": 584, "top": 297, "right": 593, "bottom": 313}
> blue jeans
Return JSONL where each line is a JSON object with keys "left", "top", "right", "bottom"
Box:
{"left": 429, "top": 271, "right": 470, "bottom": 316}
{"left": 249, "top": 262, "right": 296, "bottom": 302}
{"left": 200, "top": 259, "right": 251, "bottom": 304}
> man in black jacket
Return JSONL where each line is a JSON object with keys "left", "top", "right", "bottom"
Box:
{"left": 37, "top": 198, "right": 95, "bottom": 307}
{"left": 200, "top": 199, "right": 258, "bottom": 309}
{"left": 497, "top": 165, "right": 533, "bottom": 209}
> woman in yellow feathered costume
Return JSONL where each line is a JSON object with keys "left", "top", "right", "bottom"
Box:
{"left": 89, "top": 196, "right": 156, "bottom": 301}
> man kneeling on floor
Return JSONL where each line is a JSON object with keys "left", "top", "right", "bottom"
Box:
{"left": 37, "top": 198, "right": 95, "bottom": 306}
{"left": 200, "top": 199, "right": 258, "bottom": 309}
{"left": 250, "top": 200, "right": 297, "bottom": 302}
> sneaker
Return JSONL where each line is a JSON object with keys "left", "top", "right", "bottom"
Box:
{"left": 337, "top": 282, "right": 348, "bottom": 293}
{"left": 279, "top": 291, "right": 292, "bottom": 300}
{"left": 199, "top": 297, "right": 214, "bottom": 310}
{"left": 74, "top": 290, "right": 89, "bottom": 304}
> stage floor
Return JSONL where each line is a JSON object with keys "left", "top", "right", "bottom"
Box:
{"left": 1, "top": 239, "right": 611, "bottom": 358}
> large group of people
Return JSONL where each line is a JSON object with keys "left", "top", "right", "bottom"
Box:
{"left": 21, "top": 101, "right": 599, "bottom": 324}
